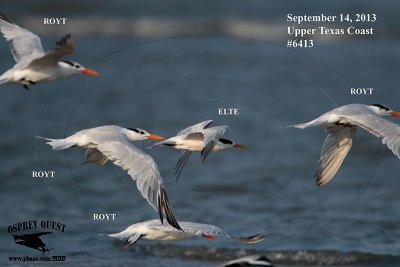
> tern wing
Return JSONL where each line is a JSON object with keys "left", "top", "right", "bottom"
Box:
{"left": 315, "top": 125, "right": 357, "bottom": 186}
{"left": 344, "top": 113, "right": 400, "bottom": 158}
{"left": 184, "top": 132, "right": 205, "bottom": 140}
{"left": 82, "top": 148, "right": 108, "bottom": 166}
{"left": 0, "top": 13, "right": 45, "bottom": 65}
{"left": 180, "top": 222, "right": 265, "bottom": 244}
{"left": 174, "top": 150, "right": 192, "bottom": 181}
{"left": 177, "top": 120, "right": 213, "bottom": 136}
{"left": 29, "top": 34, "right": 74, "bottom": 66}
{"left": 230, "top": 234, "right": 266, "bottom": 244}
{"left": 219, "top": 255, "right": 273, "bottom": 267}
{"left": 124, "top": 233, "right": 144, "bottom": 247}
{"left": 200, "top": 126, "right": 228, "bottom": 163}
{"left": 179, "top": 222, "right": 224, "bottom": 238}
{"left": 105, "top": 225, "right": 146, "bottom": 247}
{"left": 96, "top": 139, "right": 181, "bottom": 230}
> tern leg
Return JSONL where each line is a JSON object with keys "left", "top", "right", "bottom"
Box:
{"left": 20, "top": 78, "right": 35, "bottom": 90}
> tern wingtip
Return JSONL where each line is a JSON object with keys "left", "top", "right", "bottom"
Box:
{"left": 0, "top": 12, "right": 13, "bottom": 23}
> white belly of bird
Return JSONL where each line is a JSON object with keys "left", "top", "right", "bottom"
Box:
{"left": 145, "top": 229, "right": 190, "bottom": 240}
{"left": 175, "top": 139, "right": 205, "bottom": 151}
{"left": 15, "top": 67, "right": 60, "bottom": 83}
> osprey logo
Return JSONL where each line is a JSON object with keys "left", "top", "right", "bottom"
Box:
{"left": 12, "top": 232, "right": 53, "bottom": 254}
{"left": 7, "top": 220, "right": 67, "bottom": 262}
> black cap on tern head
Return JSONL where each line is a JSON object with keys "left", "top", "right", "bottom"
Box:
{"left": 127, "top": 128, "right": 146, "bottom": 135}
{"left": 218, "top": 138, "right": 234, "bottom": 145}
{"left": 371, "top": 104, "right": 390, "bottom": 111}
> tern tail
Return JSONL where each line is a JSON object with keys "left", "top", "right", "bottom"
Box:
{"left": 287, "top": 123, "right": 308, "bottom": 129}
{"left": 36, "top": 136, "right": 75, "bottom": 150}
{"left": 0, "top": 73, "right": 9, "bottom": 85}
{"left": 287, "top": 121, "right": 318, "bottom": 129}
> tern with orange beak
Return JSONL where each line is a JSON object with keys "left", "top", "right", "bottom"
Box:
{"left": 292, "top": 104, "right": 400, "bottom": 186}
{"left": 149, "top": 120, "right": 247, "bottom": 180}
{"left": 37, "top": 125, "right": 182, "bottom": 230}
{"left": 0, "top": 13, "right": 99, "bottom": 90}
{"left": 103, "top": 219, "right": 265, "bottom": 246}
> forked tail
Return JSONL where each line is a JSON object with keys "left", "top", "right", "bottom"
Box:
{"left": 0, "top": 68, "right": 13, "bottom": 85}
{"left": 0, "top": 75, "right": 8, "bottom": 85}
{"left": 287, "top": 119, "right": 320, "bottom": 129}
{"left": 288, "top": 122, "right": 309, "bottom": 129}
{"left": 35, "top": 136, "right": 75, "bottom": 150}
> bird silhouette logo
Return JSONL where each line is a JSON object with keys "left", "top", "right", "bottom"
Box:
{"left": 12, "top": 232, "right": 53, "bottom": 254}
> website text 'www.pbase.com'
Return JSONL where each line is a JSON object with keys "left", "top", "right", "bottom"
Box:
{"left": 8, "top": 255, "right": 66, "bottom": 262}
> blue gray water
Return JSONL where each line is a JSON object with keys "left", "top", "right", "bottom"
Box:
{"left": 1, "top": 1, "right": 400, "bottom": 266}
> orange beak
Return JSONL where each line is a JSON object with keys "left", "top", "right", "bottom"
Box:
{"left": 201, "top": 233, "right": 216, "bottom": 239}
{"left": 389, "top": 111, "right": 400, "bottom": 117}
{"left": 81, "top": 68, "right": 100, "bottom": 76}
{"left": 234, "top": 143, "right": 247, "bottom": 149}
{"left": 147, "top": 134, "right": 165, "bottom": 141}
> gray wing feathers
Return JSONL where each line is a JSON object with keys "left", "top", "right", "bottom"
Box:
{"left": 29, "top": 34, "right": 74, "bottom": 66}
{"left": 201, "top": 126, "right": 227, "bottom": 163}
{"left": 201, "top": 140, "right": 217, "bottom": 163}
{"left": 203, "top": 126, "right": 227, "bottom": 146}
{"left": 179, "top": 222, "right": 224, "bottom": 237}
{"left": 95, "top": 140, "right": 181, "bottom": 230}
{"left": 125, "top": 233, "right": 144, "bottom": 247}
{"left": 95, "top": 140, "right": 160, "bottom": 208}
{"left": 184, "top": 132, "right": 205, "bottom": 141}
{"left": 0, "top": 14, "right": 44, "bottom": 65}
{"left": 181, "top": 222, "right": 265, "bottom": 244}
{"left": 83, "top": 148, "right": 108, "bottom": 166}
{"left": 174, "top": 150, "right": 192, "bottom": 180}
{"left": 229, "top": 234, "right": 266, "bottom": 244}
{"left": 346, "top": 114, "right": 400, "bottom": 159}
{"left": 315, "top": 125, "right": 357, "bottom": 186}
{"left": 106, "top": 231, "right": 143, "bottom": 247}
{"left": 177, "top": 120, "right": 213, "bottom": 136}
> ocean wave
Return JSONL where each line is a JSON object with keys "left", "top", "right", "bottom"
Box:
{"left": 123, "top": 243, "right": 400, "bottom": 265}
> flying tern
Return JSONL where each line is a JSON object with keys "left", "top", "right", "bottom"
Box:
{"left": 219, "top": 255, "right": 274, "bottom": 267}
{"left": 293, "top": 104, "right": 400, "bottom": 186}
{"left": 37, "top": 125, "right": 182, "bottom": 230}
{"left": 0, "top": 13, "right": 99, "bottom": 90}
{"left": 103, "top": 219, "right": 265, "bottom": 246}
{"left": 150, "top": 120, "right": 246, "bottom": 179}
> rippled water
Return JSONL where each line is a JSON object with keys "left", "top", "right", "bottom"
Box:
{"left": 1, "top": 1, "right": 400, "bottom": 267}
